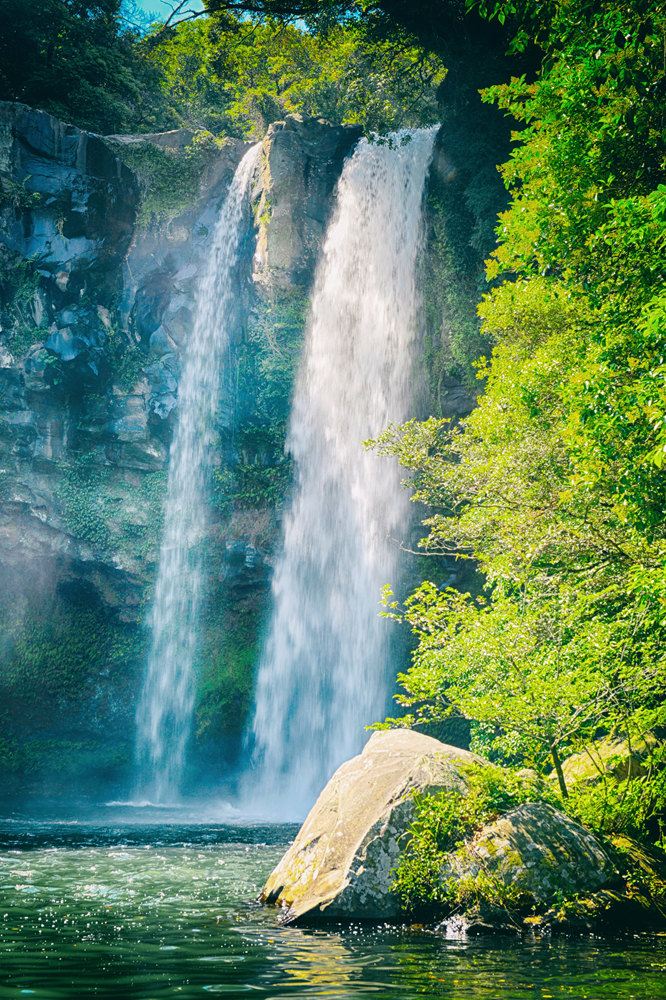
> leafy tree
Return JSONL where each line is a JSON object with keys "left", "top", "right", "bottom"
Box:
{"left": 0, "top": 1, "right": 448, "bottom": 136}
{"left": 142, "top": 15, "right": 444, "bottom": 136}
{"left": 373, "top": 0, "right": 666, "bottom": 845}
{"left": 0, "top": 0, "right": 171, "bottom": 133}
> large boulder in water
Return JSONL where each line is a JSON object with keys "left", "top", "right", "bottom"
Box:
{"left": 261, "top": 729, "right": 482, "bottom": 923}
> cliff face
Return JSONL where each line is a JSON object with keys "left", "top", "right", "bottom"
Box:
{"left": 0, "top": 102, "right": 361, "bottom": 800}
{"left": 0, "top": 103, "right": 476, "bottom": 803}
{"left": 0, "top": 102, "right": 139, "bottom": 600}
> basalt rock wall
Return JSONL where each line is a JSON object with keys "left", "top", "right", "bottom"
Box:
{"left": 0, "top": 104, "right": 475, "bottom": 802}
{"left": 0, "top": 102, "right": 361, "bottom": 800}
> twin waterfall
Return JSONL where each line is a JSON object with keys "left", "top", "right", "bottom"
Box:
{"left": 135, "top": 144, "right": 260, "bottom": 804}
{"left": 135, "top": 128, "right": 437, "bottom": 811}
{"left": 246, "top": 129, "right": 438, "bottom": 815}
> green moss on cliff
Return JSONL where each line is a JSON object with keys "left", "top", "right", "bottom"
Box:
{"left": 56, "top": 455, "right": 112, "bottom": 548}
{"left": 108, "top": 133, "right": 223, "bottom": 228}
{"left": 0, "top": 247, "right": 45, "bottom": 359}
{"left": 421, "top": 179, "right": 488, "bottom": 393}
{"left": 195, "top": 598, "right": 261, "bottom": 746}
{"left": 213, "top": 292, "right": 305, "bottom": 517}
{"left": 56, "top": 455, "right": 166, "bottom": 559}
{"left": 0, "top": 591, "right": 146, "bottom": 800}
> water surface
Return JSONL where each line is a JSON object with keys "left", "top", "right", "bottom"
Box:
{"left": 0, "top": 821, "right": 663, "bottom": 999}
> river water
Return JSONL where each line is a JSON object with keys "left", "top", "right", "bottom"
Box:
{"left": 0, "top": 821, "right": 663, "bottom": 999}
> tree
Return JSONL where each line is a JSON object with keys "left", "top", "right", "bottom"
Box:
{"left": 0, "top": 1, "right": 177, "bottom": 133}
{"left": 142, "top": 15, "right": 445, "bottom": 135}
{"left": 372, "top": 0, "right": 666, "bottom": 843}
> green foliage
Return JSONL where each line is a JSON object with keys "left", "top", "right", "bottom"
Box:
{"left": 0, "top": 175, "right": 41, "bottom": 213}
{"left": 392, "top": 763, "right": 554, "bottom": 914}
{"left": 0, "top": 1, "right": 445, "bottom": 137}
{"left": 105, "top": 325, "right": 145, "bottom": 389}
{"left": 373, "top": 0, "right": 666, "bottom": 853}
{"left": 568, "top": 761, "right": 666, "bottom": 846}
{"left": 144, "top": 16, "right": 444, "bottom": 137}
{"left": 3, "top": 608, "right": 126, "bottom": 703}
{"left": 214, "top": 460, "right": 292, "bottom": 511}
{"left": 0, "top": 596, "right": 143, "bottom": 727}
{"left": 56, "top": 454, "right": 112, "bottom": 548}
{"left": 0, "top": 736, "right": 131, "bottom": 789}
{"left": 445, "top": 868, "right": 530, "bottom": 916}
{"left": 0, "top": 248, "right": 40, "bottom": 306}
{"left": 419, "top": 47, "right": 510, "bottom": 400}
{"left": 0, "top": 0, "right": 171, "bottom": 134}
{"left": 108, "top": 134, "right": 221, "bottom": 226}
{"left": 5, "top": 324, "right": 42, "bottom": 358}
{"left": 212, "top": 294, "right": 304, "bottom": 515}
{"left": 195, "top": 597, "right": 262, "bottom": 743}
{"left": 0, "top": 591, "right": 144, "bottom": 798}
{"left": 422, "top": 186, "right": 488, "bottom": 393}
{"left": 0, "top": 248, "right": 46, "bottom": 358}
{"left": 56, "top": 454, "right": 166, "bottom": 557}
{"left": 609, "top": 835, "right": 666, "bottom": 920}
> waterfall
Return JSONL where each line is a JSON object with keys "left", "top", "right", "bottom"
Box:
{"left": 135, "top": 143, "right": 260, "bottom": 804}
{"left": 245, "top": 127, "right": 438, "bottom": 817}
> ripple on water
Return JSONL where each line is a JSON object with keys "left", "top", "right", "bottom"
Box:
{"left": 0, "top": 822, "right": 663, "bottom": 1000}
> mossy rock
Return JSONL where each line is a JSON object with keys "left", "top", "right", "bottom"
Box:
{"left": 445, "top": 802, "right": 615, "bottom": 918}
{"left": 261, "top": 730, "right": 483, "bottom": 923}
{"left": 556, "top": 737, "right": 655, "bottom": 787}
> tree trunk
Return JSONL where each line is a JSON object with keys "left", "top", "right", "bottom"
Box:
{"left": 551, "top": 745, "right": 569, "bottom": 799}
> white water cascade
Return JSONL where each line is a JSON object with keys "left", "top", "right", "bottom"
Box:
{"left": 135, "top": 143, "right": 260, "bottom": 804}
{"left": 245, "top": 127, "right": 438, "bottom": 817}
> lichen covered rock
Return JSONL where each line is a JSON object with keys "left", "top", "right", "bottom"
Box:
{"left": 447, "top": 802, "right": 614, "bottom": 909}
{"left": 557, "top": 737, "right": 655, "bottom": 788}
{"left": 261, "top": 729, "right": 483, "bottom": 923}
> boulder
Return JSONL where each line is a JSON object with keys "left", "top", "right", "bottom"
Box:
{"left": 557, "top": 737, "right": 655, "bottom": 788}
{"left": 261, "top": 729, "right": 483, "bottom": 923}
{"left": 446, "top": 802, "right": 614, "bottom": 909}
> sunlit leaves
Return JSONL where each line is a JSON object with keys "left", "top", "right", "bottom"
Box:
{"left": 143, "top": 15, "right": 445, "bottom": 136}
{"left": 375, "top": 0, "right": 666, "bottom": 845}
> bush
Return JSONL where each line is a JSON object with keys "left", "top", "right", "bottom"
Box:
{"left": 392, "top": 763, "right": 558, "bottom": 915}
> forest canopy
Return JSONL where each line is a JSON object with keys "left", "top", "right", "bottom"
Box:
{"left": 0, "top": 0, "right": 447, "bottom": 134}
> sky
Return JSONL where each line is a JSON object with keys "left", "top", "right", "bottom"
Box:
{"left": 131, "top": 0, "right": 205, "bottom": 24}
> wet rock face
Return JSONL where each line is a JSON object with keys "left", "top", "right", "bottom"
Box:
{"left": 261, "top": 730, "right": 483, "bottom": 922}
{"left": 0, "top": 108, "right": 357, "bottom": 616}
{"left": 0, "top": 102, "right": 150, "bottom": 614}
{"left": 0, "top": 107, "right": 360, "bottom": 619}
{"left": 0, "top": 100, "right": 137, "bottom": 292}
{"left": 253, "top": 115, "right": 362, "bottom": 292}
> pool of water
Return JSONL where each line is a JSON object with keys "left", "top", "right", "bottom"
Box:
{"left": 0, "top": 821, "right": 664, "bottom": 999}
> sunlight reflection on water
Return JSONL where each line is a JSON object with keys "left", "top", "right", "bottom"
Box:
{"left": 0, "top": 821, "right": 663, "bottom": 1000}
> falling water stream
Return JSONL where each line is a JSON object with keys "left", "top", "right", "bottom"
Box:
{"left": 135, "top": 143, "right": 260, "bottom": 804}
{"left": 245, "top": 128, "right": 438, "bottom": 816}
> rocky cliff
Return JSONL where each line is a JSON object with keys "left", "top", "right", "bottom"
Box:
{"left": 0, "top": 102, "right": 361, "bottom": 800}
{"left": 0, "top": 103, "right": 471, "bottom": 802}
